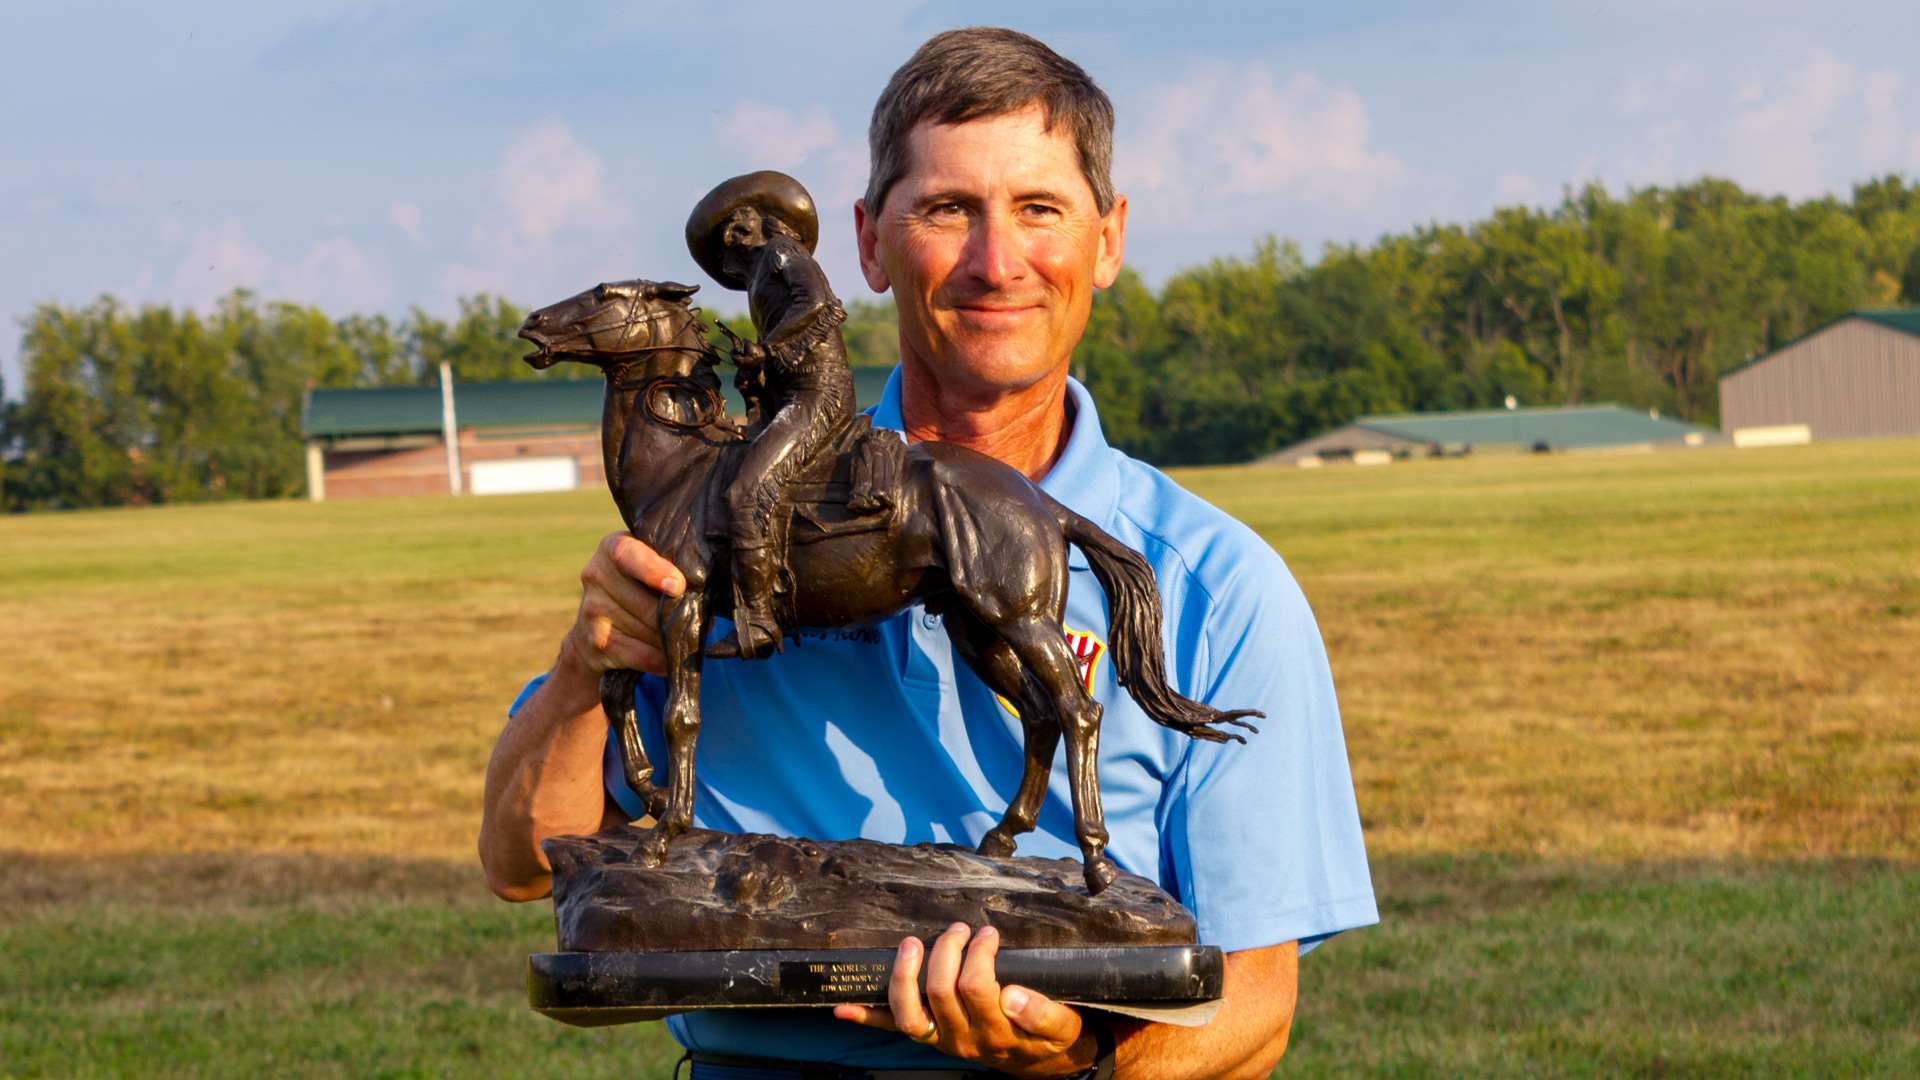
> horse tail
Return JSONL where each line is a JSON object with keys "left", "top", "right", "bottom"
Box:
{"left": 1060, "top": 509, "right": 1262, "bottom": 744}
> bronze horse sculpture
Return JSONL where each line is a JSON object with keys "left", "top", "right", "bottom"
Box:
{"left": 518, "top": 279, "right": 1258, "bottom": 895}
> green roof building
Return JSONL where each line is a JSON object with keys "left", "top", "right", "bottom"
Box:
{"left": 300, "top": 369, "right": 896, "bottom": 500}
{"left": 1266, "top": 404, "right": 1716, "bottom": 466}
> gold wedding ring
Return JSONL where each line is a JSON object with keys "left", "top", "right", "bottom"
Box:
{"left": 910, "top": 1018, "right": 939, "bottom": 1044}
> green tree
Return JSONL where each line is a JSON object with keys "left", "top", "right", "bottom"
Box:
{"left": 841, "top": 298, "right": 900, "bottom": 368}
{"left": 407, "top": 295, "right": 533, "bottom": 383}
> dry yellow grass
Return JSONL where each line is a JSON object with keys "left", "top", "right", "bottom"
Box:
{"left": 1181, "top": 439, "right": 1920, "bottom": 862}
{"left": 1, "top": 439, "right": 1914, "bottom": 904}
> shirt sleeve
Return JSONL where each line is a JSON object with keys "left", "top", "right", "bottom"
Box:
{"left": 1159, "top": 547, "right": 1378, "bottom": 955}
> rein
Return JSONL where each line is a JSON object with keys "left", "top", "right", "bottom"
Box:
{"left": 635, "top": 374, "right": 728, "bottom": 433}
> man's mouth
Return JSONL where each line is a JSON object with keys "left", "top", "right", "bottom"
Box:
{"left": 951, "top": 301, "right": 1039, "bottom": 323}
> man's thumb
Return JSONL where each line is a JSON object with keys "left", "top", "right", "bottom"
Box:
{"left": 1001, "top": 986, "right": 1078, "bottom": 1039}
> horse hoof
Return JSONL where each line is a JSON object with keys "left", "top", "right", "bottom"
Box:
{"left": 638, "top": 835, "right": 670, "bottom": 866}
{"left": 977, "top": 831, "right": 1017, "bottom": 859}
{"left": 1084, "top": 858, "right": 1119, "bottom": 896}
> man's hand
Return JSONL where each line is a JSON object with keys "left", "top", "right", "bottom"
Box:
{"left": 559, "top": 531, "right": 686, "bottom": 683}
{"left": 834, "top": 924, "right": 1096, "bottom": 1079}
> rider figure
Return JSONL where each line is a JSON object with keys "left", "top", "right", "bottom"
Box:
{"left": 687, "top": 172, "right": 856, "bottom": 660}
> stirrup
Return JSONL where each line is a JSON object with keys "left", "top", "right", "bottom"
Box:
{"left": 705, "top": 601, "right": 784, "bottom": 661}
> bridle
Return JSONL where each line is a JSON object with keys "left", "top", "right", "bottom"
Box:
{"left": 596, "top": 303, "right": 727, "bottom": 433}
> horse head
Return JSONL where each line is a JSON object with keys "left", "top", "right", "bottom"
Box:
{"left": 519, "top": 278, "right": 710, "bottom": 380}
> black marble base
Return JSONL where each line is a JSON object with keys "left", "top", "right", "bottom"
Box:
{"left": 529, "top": 944, "right": 1223, "bottom": 1027}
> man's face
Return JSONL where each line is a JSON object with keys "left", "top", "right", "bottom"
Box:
{"left": 856, "top": 105, "right": 1127, "bottom": 397}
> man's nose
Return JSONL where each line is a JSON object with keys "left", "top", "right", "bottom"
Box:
{"left": 961, "top": 209, "right": 1024, "bottom": 289}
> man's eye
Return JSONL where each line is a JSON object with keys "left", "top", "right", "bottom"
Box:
{"left": 1022, "top": 203, "right": 1062, "bottom": 219}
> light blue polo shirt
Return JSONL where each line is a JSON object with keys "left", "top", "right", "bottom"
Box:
{"left": 509, "top": 369, "right": 1375, "bottom": 1069}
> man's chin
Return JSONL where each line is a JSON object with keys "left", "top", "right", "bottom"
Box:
{"left": 916, "top": 344, "right": 1063, "bottom": 396}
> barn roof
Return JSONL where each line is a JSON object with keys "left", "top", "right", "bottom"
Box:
{"left": 302, "top": 368, "right": 897, "bottom": 439}
{"left": 303, "top": 379, "right": 605, "bottom": 438}
{"left": 1720, "top": 307, "right": 1920, "bottom": 381}
{"left": 1350, "top": 404, "right": 1713, "bottom": 449}
{"left": 1855, "top": 308, "right": 1920, "bottom": 338}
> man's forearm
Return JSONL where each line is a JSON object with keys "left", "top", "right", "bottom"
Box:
{"left": 1112, "top": 942, "right": 1297, "bottom": 1080}
{"left": 478, "top": 648, "right": 620, "bottom": 901}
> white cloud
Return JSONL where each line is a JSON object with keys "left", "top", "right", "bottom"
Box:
{"left": 161, "top": 222, "right": 394, "bottom": 314}
{"left": 279, "top": 236, "right": 394, "bottom": 313}
{"left": 386, "top": 200, "right": 425, "bottom": 244}
{"left": 169, "top": 219, "right": 273, "bottom": 309}
{"left": 1494, "top": 172, "right": 1540, "bottom": 206}
{"left": 1116, "top": 65, "right": 1404, "bottom": 223}
{"left": 1597, "top": 49, "right": 1920, "bottom": 200}
{"left": 494, "top": 119, "right": 627, "bottom": 242}
{"left": 1726, "top": 49, "right": 1858, "bottom": 196}
{"left": 1617, "top": 78, "right": 1655, "bottom": 116}
{"left": 714, "top": 101, "right": 870, "bottom": 219}
{"left": 440, "top": 119, "right": 637, "bottom": 304}
{"left": 1861, "top": 69, "right": 1904, "bottom": 165}
{"left": 720, "top": 102, "right": 841, "bottom": 170}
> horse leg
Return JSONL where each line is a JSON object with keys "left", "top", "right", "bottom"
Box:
{"left": 637, "top": 588, "right": 709, "bottom": 866}
{"left": 948, "top": 608, "right": 1061, "bottom": 861}
{"left": 1001, "top": 619, "right": 1117, "bottom": 895}
{"left": 601, "top": 668, "right": 667, "bottom": 819}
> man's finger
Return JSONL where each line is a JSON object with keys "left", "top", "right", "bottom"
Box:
{"left": 581, "top": 570, "right": 661, "bottom": 641}
{"left": 922, "top": 923, "right": 972, "bottom": 1040}
{"left": 832, "top": 1004, "right": 896, "bottom": 1030}
{"left": 1000, "top": 985, "right": 1083, "bottom": 1044}
{"left": 599, "top": 628, "right": 666, "bottom": 676}
{"left": 884, "top": 936, "right": 934, "bottom": 1041}
{"left": 604, "top": 533, "right": 685, "bottom": 597}
{"left": 955, "top": 925, "right": 1010, "bottom": 1035}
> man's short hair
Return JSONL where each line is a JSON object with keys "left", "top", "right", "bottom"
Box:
{"left": 865, "top": 27, "right": 1116, "bottom": 216}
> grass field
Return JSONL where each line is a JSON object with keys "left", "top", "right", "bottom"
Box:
{"left": 2, "top": 440, "right": 1916, "bottom": 1076}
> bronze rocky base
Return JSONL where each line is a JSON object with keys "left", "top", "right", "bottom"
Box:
{"left": 544, "top": 826, "right": 1200, "bottom": 952}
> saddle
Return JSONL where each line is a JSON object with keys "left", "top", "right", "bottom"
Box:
{"left": 702, "top": 415, "right": 907, "bottom": 550}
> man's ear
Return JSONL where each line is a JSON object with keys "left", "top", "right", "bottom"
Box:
{"left": 1092, "top": 192, "right": 1129, "bottom": 290}
{"left": 854, "top": 199, "right": 892, "bottom": 294}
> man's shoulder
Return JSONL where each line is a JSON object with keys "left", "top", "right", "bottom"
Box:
{"left": 1102, "top": 448, "right": 1294, "bottom": 611}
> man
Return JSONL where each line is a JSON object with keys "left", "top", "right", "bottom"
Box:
{"left": 480, "top": 27, "right": 1375, "bottom": 1079}
{"left": 683, "top": 171, "right": 856, "bottom": 661}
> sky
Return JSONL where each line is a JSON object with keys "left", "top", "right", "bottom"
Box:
{"left": 7, "top": 0, "right": 1920, "bottom": 396}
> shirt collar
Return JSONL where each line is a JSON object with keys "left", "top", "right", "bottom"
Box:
{"left": 869, "top": 365, "right": 1119, "bottom": 529}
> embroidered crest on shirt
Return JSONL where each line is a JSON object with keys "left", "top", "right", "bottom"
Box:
{"left": 995, "top": 626, "right": 1106, "bottom": 717}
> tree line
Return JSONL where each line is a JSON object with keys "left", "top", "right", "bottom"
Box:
{"left": 5, "top": 175, "right": 1918, "bottom": 509}
{"left": 1078, "top": 175, "right": 1920, "bottom": 464}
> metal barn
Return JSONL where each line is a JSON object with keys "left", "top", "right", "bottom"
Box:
{"left": 1719, "top": 309, "right": 1920, "bottom": 441}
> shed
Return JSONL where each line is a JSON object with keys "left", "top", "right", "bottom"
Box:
{"left": 1267, "top": 404, "right": 1715, "bottom": 466}
{"left": 1718, "top": 309, "right": 1920, "bottom": 441}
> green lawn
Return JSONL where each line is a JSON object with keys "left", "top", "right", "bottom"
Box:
{"left": 2, "top": 439, "right": 1916, "bottom": 1076}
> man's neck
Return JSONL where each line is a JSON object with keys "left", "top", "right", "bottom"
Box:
{"left": 897, "top": 358, "right": 1072, "bottom": 482}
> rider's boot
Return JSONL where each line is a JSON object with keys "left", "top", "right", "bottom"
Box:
{"left": 706, "top": 540, "right": 784, "bottom": 660}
